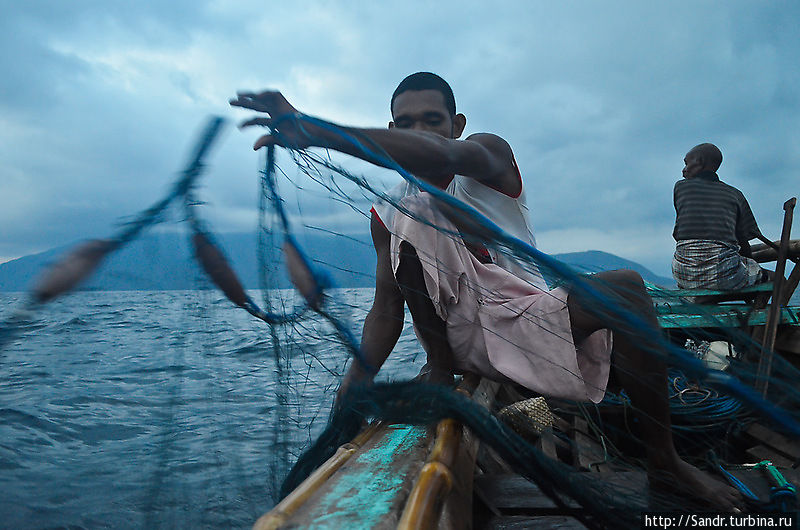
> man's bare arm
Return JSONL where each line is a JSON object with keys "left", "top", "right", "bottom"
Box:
{"left": 230, "top": 91, "right": 520, "bottom": 196}
{"left": 337, "top": 214, "right": 405, "bottom": 399}
{"left": 739, "top": 239, "right": 753, "bottom": 258}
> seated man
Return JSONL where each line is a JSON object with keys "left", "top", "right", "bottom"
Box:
{"left": 230, "top": 74, "right": 741, "bottom": 510}
{"left": 672, "top": 143, "right": 770, "bottom": 290}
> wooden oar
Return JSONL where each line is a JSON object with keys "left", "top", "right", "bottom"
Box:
{"left": 757, "top": 197, "right": 797, "bottom": 398}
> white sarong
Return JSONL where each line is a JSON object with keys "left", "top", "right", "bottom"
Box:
{"left": 391, "top": 193, "right": 613, "bottom": 403}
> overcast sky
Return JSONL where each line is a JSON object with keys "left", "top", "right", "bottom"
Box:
{"left": 1, "top": 1, "right": 798, "bottom": 276}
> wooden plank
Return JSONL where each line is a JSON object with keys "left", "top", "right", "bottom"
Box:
{"left": 745, "top": 445, "right": 794, "bottom": 468}
{"left": 437, "top": 379, "right": 500, "bottom": 530}
{"left": 483, "top": 515, "right": 588, "bottom": 529}
{"left": 477, "top": 444, "right": 515, "bottom": 474}
{"left": 657, "top": 306, "right": 800, "bottom": 329}
{"left": 723, "top": 468, "right": 772, "bottom": 502}
{"left": 473, "top": 470, "right": 503, "bottom": 518}
{"left": 778, "top": 467, "right": 800, "bottom": 489}
{"left": 723, "top": 465, "right": 800, "bottom": 502}
{"left": 496, "top": 383, "right": 532, "bottom": 405}
{"left": 439, "top": 433, "right": 475, "bottom": 530}
{"left": 780, "top": 262, "right": 800, "bottom": 305}
{"left": 745, "top": 423, "right": 800, "bottom": 461}
{"left": 537, "top": 429, "right": 558, "bottom": 461}
{"left": 647, "top": 283, "right": 773, "bottom": 298}
{"left": 473, "top": 473, "right": 579, "bottom": 510}
{"left": 654, "top": 302, "right": 753, "bottom": 315}
{"left": 571, "top": 417, "right": 609, "bottom": 472}
{"left": 775, "top": 326, "right": 800, "bottom": 355}
{"left": 592, "top": 470, "right": 648, "bottom": 488}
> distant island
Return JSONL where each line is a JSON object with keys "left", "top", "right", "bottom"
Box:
{"left": 0, "top": 232, "right": 676, "bottom": 293}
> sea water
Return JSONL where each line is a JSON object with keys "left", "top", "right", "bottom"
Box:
{"left": 0, "top": 289, "right": 424, "bottom": 529}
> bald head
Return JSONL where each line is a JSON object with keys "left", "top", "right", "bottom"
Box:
{"left": 688, "top": 143, "right": 723, "bottom": 171}
{"left": 682, "top": 143, "right": 722, "bottom": 179}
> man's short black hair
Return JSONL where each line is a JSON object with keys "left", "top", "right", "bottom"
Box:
{"left": 391, "top": 72, "right": 456, "bottom": 116}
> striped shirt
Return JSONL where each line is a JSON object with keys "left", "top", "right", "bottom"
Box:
{"left": 672, "top": 171, "right": 760, "bottom": 245}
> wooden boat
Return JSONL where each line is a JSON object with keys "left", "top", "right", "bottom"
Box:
{"left": 254, "top": 226, "right": 800, "bottom": 528}
{"left": 254, "top": 369, "right": 798, "bottom": 528}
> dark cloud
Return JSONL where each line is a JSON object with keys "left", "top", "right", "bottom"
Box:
{"left": 1, "top": 1, "right": 798, "bottom": 276}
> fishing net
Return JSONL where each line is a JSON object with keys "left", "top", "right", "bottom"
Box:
{"left": 1, "top": 115, "right": 799, "bottom": 528}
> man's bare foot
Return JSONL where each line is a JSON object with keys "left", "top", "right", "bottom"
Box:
{"left": 649, "top": 454, "right": 743, "bottom": 511}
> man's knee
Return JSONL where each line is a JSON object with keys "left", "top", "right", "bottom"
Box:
{"left": 597, "top": 269, "right": 647, "bottom": 296}
{"left": 597, "top": 269, "right": 644, "bottom": 287}
{"left": 591, "top": 269, "right": 656, "bottom": 317}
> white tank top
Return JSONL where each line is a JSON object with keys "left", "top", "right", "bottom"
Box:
{"left": 372, "top": 174, "right": 548, "bottom": 291}
{"left": 445, "top": 175, "right": 546, "bottom": 290}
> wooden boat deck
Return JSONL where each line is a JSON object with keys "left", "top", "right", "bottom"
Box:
{"left": 472, "top": 402, "right": 799, "bottom": 529}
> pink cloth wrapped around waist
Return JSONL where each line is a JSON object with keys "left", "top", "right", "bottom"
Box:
{"left": 391, "top": 193, "right": 612, "bottom": 403}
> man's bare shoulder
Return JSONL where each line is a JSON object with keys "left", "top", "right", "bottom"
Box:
{"left": 462, "top": 133, "right": 520, "bottom": 195}
{"left": 464, "top": 132, "right": 513, "bottom": 155}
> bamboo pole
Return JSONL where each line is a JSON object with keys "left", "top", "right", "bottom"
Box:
{"left": 397, "top": 420, "right": 461, "bottom": 529}
{"left": 397, "top": 374, "right": 486, "bottom": 530}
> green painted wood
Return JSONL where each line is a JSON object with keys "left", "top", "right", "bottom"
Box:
{"left": 645, "top": 281, "right": 800, "bottom": 329}
{"left": 654, "top": 302, "right": 754, "bottom": 315}
{"left": 646, "top": 282, "right": 773, "bottom": 298}
{"left": 656, "top": 306, "right": 800, "bottom": 329}
{"left": 286, "top": 423, "right": 431, "bottom": 529}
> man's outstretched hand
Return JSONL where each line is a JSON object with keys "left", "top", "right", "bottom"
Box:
{"left": 229, "top": 90, "right": 313, "bottom": 150}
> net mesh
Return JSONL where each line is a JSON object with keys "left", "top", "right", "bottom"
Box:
{"left": 1, "top": 115, "right": 798, "bottom": 527}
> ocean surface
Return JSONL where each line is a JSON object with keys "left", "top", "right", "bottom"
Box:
{"left": 0, "top": 289, "right": 424, "bottom": 529}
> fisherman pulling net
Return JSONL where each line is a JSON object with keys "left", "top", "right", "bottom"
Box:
{"left": 2, "top": 73, "right": 799, "bottom": 528}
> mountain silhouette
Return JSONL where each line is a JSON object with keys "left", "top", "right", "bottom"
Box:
{"left": 0, "top": 232, "right": 675, "bottom": 292}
